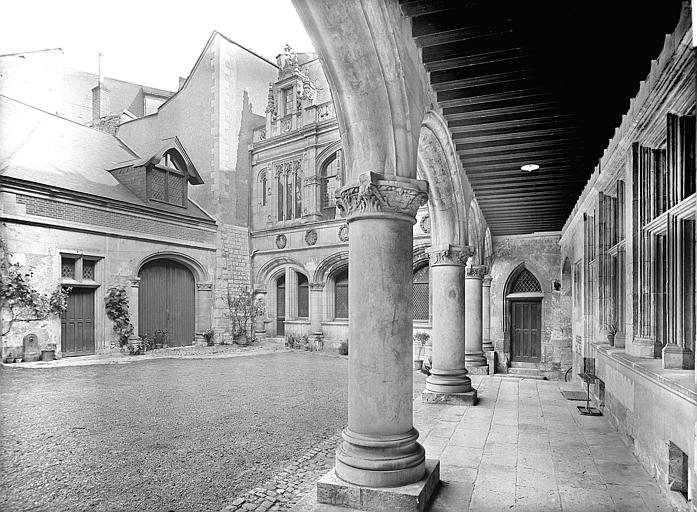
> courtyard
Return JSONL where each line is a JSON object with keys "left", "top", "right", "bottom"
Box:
{"left": 0, "top": 350, "right": 678, "bottom": 512}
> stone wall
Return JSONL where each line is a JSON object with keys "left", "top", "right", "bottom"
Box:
{"left": 214, "top": 225, "right": 251, "bottom": 343}
{"left": 489, "top": 233, "right": 572, "bottom": 379}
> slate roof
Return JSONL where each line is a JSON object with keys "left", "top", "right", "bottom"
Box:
{"left": 0, "top": 95, "right": 213, "bottom": 221}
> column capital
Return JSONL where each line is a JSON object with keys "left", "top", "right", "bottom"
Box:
{"left": 426, "top": 244, "right": 473, "bottom": 266}
{"left": 196, "top": 282, "right": 213, "bottom": 292}
{"left": 482, "top": 274, "right": 492, "bottom": 287}
{"left": 129, "top": 277, "right": 141, "bottom": 288}
{"left": 465, "top": 265, "right": 488, "bottom": 279}
{"left": 335, "top": 171, "right": 428, "bottom": 222}
{"left": 309, "top": 282, "right": 325, "bottom": 290}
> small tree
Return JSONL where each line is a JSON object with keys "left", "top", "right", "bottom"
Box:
{"left": 226, "top": 286, "right": 264, "bottom": 343}
{"left": 0, "top": 239, "right": 70, "bottom": 339}
{"left": 104, "top": 286, "right": 133, "bottom": 347}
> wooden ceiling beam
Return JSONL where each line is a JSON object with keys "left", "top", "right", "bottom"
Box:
{"left": 431, "top": 71, "right": 534, "bottom": 92}
{"left": 444, "top": 102, "right": 559, "bottom": 121}
{"left": 414, "top": 23, "right": 513, "bottom": 47}
{"left": 439, "top": 88, "right": 550, "bottom": 108}
{"left": 424, "top": 49, "right": 526, "bottom": 73}
{"left": 449, "top": 115, "right": 576, "bottom": 133}
{"left": 452, "top": 127, "right": 577, "bottom": 143}
{"left": 456, "top": 137, "right": 582, "bottom": 155}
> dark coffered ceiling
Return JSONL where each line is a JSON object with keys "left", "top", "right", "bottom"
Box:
{"left": 400, "top": 0, "right": 683, "bottom": 235}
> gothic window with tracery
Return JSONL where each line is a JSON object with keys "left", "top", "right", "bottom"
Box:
{"left": 511, "top": 269, "right": 541, "bottom": 294}
{"left": 276, "top": 161, "right": 302, "bottom": 221}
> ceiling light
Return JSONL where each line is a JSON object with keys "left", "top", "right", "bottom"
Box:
{"left": 521, "top": 164, "right": 540, "bottom": 173}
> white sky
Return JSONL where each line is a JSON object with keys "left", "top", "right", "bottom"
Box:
{"left": 0, "top": 0, "right": 315, "bottom": 91}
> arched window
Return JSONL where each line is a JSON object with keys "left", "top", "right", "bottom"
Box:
{"left": 413, "top": 264, "right": 430, "bottom": 321}
{"left": 335, "top": 268, "right": 349, "bottom": 319}
{"left": 298, "top": 273, "right": 309, "bottom": 318}
{"left": 321, "top": 152, "right": 341, "bottom": 218}
{"left": 511, "top": 269, "right": 541, "bottom": 293}
{"left": 261, "top": 174, "right": 267, "bottom": 207}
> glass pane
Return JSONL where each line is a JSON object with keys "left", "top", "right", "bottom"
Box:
{"left": 278, "top": 176, "right": 284, "bottom": 221}
{"left": 335, "top": 269, "right": 349, "bottom": 319}
{"left": 82, "top": 260, "right": 95, "bottom": 280}
{"left": 413, "top": 283, "right": 429, "bottom": 320}
{"left": 511, "top": 269, "right": 541, "bottom": 293}
{"left": 150, "top": 168, "right": 166, "bottom": 201}
{"left": 168, "top": 173, "right": 185, "bottom": 205}
{"left": 61, "top": 258, "right": 75, "bottom": 279}
{"left": 286, "top": 176, "right": 293, "bottom": 220}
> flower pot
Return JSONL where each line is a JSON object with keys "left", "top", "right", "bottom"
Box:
{"left": 40, "top": 350, "right": 55, "bottom": 361}
{"left": 607, "top": 334, "right": 615, "bottom": 346}
{"left": 235, "top": 333, "right": 248, "bottom": 346}
{"left": 413, "top": 359, "right": 423, "bottom": 371}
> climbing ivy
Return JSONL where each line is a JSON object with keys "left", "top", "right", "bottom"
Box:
{"left": 0, "top": 238, "right": 70, "bottom": 337}
{"left": 104, "top": 286, "right": 133, "bottom": 347}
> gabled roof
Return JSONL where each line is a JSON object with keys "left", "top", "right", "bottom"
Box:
{"left": 0, "top": 95, "right": 212, "bottom": 221}
{"left": 110, "top": 136, "right": 204, "bottom": 184}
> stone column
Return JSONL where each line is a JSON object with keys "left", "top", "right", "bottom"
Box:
{"left": 309, "top": 282, "right": 325, "bottom": 348}
{"left": 254, "top": 291, "right": 267, "bottom": 342}
{"left": 303, "top": 175, "right": 323, "bottom": 221}
{"left": 465, "top": 265, "right": 488, "bottom": 371}
{"left": 423, "top": 245, "right": 477, "bottom": 404}
{"left": 285, "top": 267, "right": 298, "bottom": 320}
{"left": 332, "top": 171, "right": 428, "bottom": 488}
{"left": 482, "top": 275, "right": 493, "bottom": 351}
{"left": 128, "top": 278, "right": 140, "bottom": 336}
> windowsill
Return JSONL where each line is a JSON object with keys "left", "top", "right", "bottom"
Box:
{"left": 61, "top": 279, "right": 100, "bottom": 288}
{"left": 285, "top": 319, "right": 310, "bottom": 325}
{"left": 594, "top": 343, "right": 696, "bottom": 405}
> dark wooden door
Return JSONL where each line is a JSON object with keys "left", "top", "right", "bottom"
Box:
{"left": 61, "top": 287, "right": 95, "bottom": 356}
{"left": 276, "top": 276, "right": 285, "bottom": 336}
{"left": 139, "top": 260, "right": 195, "bottom": 346}
{"left": 511, "top": 300, "right": 541, "bottom": 362}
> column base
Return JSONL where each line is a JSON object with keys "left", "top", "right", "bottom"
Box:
{"left": 465, "top": 353, "right": 487, "bottom": 367}
{"left": 422, "top": 389, "right": 478, "bottom": 406}
{"left": 662, "top": 344, "right": 695, "bottom": 369}
{"left": 484, "top": 351, "right": 497, "bottom": 375}
{"left": 316, "top": 459, "right": 440, "bottom": 511}
{"left": 425, "top": 368, "right": 472, "bottom": 393}
{"left": 335, "top": 428, "right": 426, "bottom": 488}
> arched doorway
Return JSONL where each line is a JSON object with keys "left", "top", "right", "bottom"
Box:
{"left": 138, "top": 259, "right": 195, "bottom": 346}
{"left": 506, "top": 266, "right": 543, "bottom": 362}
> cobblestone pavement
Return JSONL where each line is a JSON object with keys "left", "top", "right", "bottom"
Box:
{"left": 0, "top": 351, "right": 349, "bottom": 512}
{"left": 219, "top": 372, "right": 428, "bottom": 512}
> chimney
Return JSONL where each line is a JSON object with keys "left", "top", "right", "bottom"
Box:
{"left": 91, "top": 53, "right": 108, "bottom": 121}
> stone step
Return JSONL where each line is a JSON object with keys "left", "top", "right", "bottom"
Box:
{"left": 499, "top": 373, "right": 547, "bottom": 381}
{"left": 508, "top": 367, "right": 541, "bottom": 374}
{"left": 510, "top": 361, "right": 539, "bottom": 368}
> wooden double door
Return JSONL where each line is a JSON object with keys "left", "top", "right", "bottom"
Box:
{"left": 61, "top": 287, "right": 96, "bottom": 356}
{"left": 511, "top": 300, "right": 542, "bottom": 362}
{"left": 138, "top": 259, "right": 195, "bottom": 346}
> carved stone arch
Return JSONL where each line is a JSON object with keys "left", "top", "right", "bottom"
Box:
{"left": 412, "top": 242, "right": 430, "bottom": 270}
{"left": 468, "top": 202, "right": 484, "bottom": 265}
{"left": 134, "top": 251, "right": 208, "bottom": 283}
{"left": 256, "top": 256, "right": 307, "bottom": 289}
{"left": 417, "top": 110, "right": 469, "bottom": 247}
{"left": 257, "top": 167, "right": 268, "bottom": 182}
{"left": 313, "top": 251, "right": 349, "bottom": 284}
{"left": 503, "top": 261, "right": 545, "bottom": 298}
{"left": 316, "top": 140, "right": 343, "bottom": 171}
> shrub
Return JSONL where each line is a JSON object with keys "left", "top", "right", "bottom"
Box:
{"left": 338, "top": 340, "right": 349, "bottom": 356}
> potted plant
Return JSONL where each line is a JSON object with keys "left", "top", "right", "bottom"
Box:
{"left": 154, "top": 329, "right": 167, "bottom": 349}
{"left": 605, "top": 320, "right": 617, "bottom": 346}
{"left": 203, "top": 327, "right": 215, "bottom": 347}
{"left": 41, "top": 343, "right": 56, "bottom": 361}
{"left": 413, "top": 331, "right": 430, "bottom": 370}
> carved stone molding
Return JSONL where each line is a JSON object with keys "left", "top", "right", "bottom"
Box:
{"left": 426, "top": 244, "right": 473, "bottom": 266}
{"left": 305, "top": 229, "right": 318, "bottom": 246}
{"left": 303, "top": 176, "right": 321, "bottom": 186}
{"left": 482, "top": 275, "right": 492, "bottom": 287}
{"left": 419, "top": 214, "right": 431, "bottom": 234}
{"left": 309, "top": 282, "right": 325, "bottom": 291}
{"left": 275, "top": 160, "right": 302, "bottom": 178}
{"left": 335, "top": 172, "right": 428, "bottom": 221}
{"left": 275, "top": 234, "right": 287, "bottom": 249}
{"left": 196, "top": 283, "right": 213, "bottom": 292}
{"left": 465, "top": 265, "right": 488, "bottom": 279}
{"left": 129, "top": 277, "right": 141, "bottom": 288}
{"left": 338, "top": 224, "right": 349, "bottom": 242}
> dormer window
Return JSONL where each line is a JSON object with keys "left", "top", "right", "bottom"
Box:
{"left": 147, "top": 149, "right": 187, "bottom": 207}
